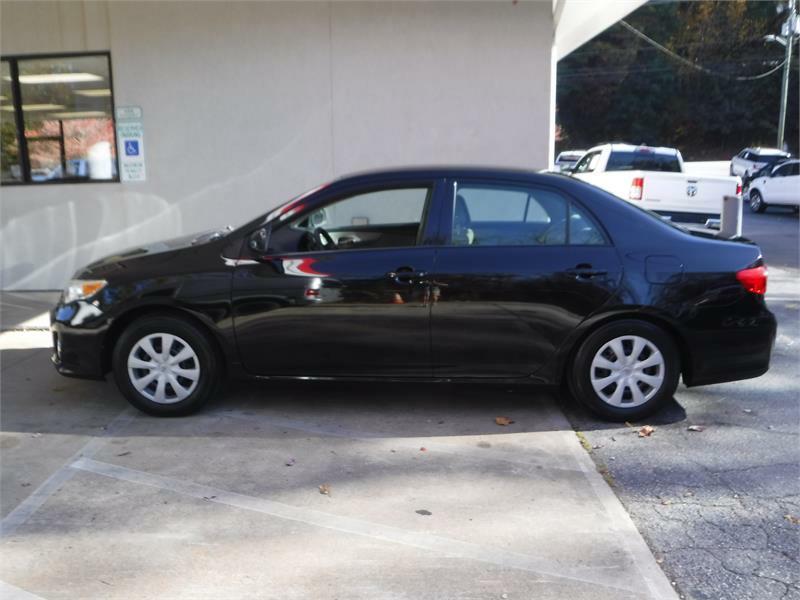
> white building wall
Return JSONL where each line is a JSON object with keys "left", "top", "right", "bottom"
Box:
{"left": 0, "top": 1, "right": 553, "bottom": 290}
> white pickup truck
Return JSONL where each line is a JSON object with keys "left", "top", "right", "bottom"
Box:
{"left": 568, "top": 144, "right": 741, "bottom": 224}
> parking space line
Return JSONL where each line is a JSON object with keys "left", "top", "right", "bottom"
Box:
{"left": 71, "top": 456, "right": 646, "bottom": 596}
{"left": 0, "top": 408, "right": 138, "bottom": 538}
{"left": 210, "top": 410, "right": 585, "bottom": 473}
{"left": 0, "top": 580, "right": 46, "bottom": 600}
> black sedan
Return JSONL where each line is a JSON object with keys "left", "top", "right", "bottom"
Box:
{"left": 51, "top": 167, "right": 776, "bottom": 420}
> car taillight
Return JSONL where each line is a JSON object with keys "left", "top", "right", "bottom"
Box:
{"left": 629, "top": 177, "right": 644, "bottom": 200}
{"left": 736, "top": 181, "right": 742, "bottom": 196}
{"left": 736, "top": 265, "right": 767, "bottom": 295}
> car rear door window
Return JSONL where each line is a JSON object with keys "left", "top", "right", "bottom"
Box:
{"left": 449, "top": 183, "right": 606, "bottom": 247}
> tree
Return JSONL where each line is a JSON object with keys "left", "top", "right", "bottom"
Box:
{"left": 557, "top": 0, "right": 798, "bottom": 160}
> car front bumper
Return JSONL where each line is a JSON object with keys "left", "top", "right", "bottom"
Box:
{"left": 50, "top": 302, "right": 109, "bottom": 380}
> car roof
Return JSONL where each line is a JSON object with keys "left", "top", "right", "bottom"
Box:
{"left": 747, "top": 147, "right": 791, "bottom": 156}
{"left": 334, "top": 165, "right": 556, "bottom": 184}
{"left": 589, "top": 143, "right": 679, "bottom": 155}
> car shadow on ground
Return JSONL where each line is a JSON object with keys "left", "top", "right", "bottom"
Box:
{"left": 1, "top": 347, "right": 688, "bottom": 440}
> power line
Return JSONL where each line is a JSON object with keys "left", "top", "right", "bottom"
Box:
{"left": 619, "top": 20, "right": 787, "bottom": 81}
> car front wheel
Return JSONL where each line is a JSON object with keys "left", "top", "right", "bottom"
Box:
{"left": 568, "top": 320, "right": 680, "bottom": 421}
{"left": 749, "top": 190, "right": 767, "bottom": 213}
{"left": 112, "top": 315, "right": 222, "bottom": 416}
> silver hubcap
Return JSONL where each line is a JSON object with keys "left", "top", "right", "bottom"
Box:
{"left": 590, "top": 335, "right": 665, "bottom": 408}
{"left": 127, "top": 333, "right": 200, "bottom": 404}
{"left": 750, "top": 194, "right": 761, "bottom": 209}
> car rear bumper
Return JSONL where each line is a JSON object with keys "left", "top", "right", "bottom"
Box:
{"left": 50, "top": 306, "right": 108, "bottom": 380}
{"left": 683, "top": 310, "right": 777, "bottom": 387}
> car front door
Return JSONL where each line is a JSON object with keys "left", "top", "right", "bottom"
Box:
{"left": 232, "top": 181, "right": 442, "bottom": 377}
{"left": 429, "top": 179, "right": 622, "bottom": 378}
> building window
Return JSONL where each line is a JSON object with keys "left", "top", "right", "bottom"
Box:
{"left": 1, "top": 52, "right": 118, "bottom": 185}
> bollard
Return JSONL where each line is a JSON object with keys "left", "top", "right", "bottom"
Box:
{"left": 719, "top": 195, "right": 742, "bottom": 239}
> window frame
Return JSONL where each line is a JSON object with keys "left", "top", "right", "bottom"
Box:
{"left": 442, "top": 178, "right": 611, "bottom": 248}
{"left": 1, "top": 50, "right": 120, "bottom": 186}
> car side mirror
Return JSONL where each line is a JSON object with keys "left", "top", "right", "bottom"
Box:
{"left": 248, "top": 226, "right": 271, "bottom": 254}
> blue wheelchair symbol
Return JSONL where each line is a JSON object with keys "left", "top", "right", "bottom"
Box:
{"left": 124, "top": 140, "right": 140, "bottom": 156}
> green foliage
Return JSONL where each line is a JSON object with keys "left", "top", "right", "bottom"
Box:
{"left": 557, "top": 0, "right": 798, "bottom": 160}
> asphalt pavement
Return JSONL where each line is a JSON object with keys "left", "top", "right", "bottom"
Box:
{"left": 567, "top": 208, "right": 800, "bottom": 600}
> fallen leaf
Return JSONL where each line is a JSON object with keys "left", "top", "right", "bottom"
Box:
{"left": 21, "top": 482, "right": 31, "bottom": 487}
{"left": 495, "top": 416, "right": 515, "bottom": 426}
{"left": 784, "top": 514, "right": 800, "bottom": 525}
{"left": 638, "top": 425, "right": 655, "bottom": 438}
{"left": 419, "top": 447, "right": 427, "bottom": 452}
{"left": 319, "top": 484, "right": 331, "bottom": 496}
{"left": 415, "top": 509, "right": 432, "bottom": 516}
{"left": 285, "top": 458, "right": 296, "bottom": 467}
{"left": 116, "top": 451, "right": 131, "bottom": 457}
{"left": 687, "top": 425, "right": 706, "bottom": 432}
{"left": 202, "top": 495, "right": 217, "bottom": 501}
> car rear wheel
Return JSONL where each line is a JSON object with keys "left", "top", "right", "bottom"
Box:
{"left": 749, "top": 190, "right": 767, "bottom": 213}
{"left": 568, "top": 320, "right": 680, "bottom": 421}
{"left": 112, "top": 315, "right": 222, "bottom": 416}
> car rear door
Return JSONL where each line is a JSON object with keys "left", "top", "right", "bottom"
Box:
{"left": 429, "top": 178, "right": 622, "bottom": 378}
{"left": 231, "top": 180, "right": 443, "bottom": 377}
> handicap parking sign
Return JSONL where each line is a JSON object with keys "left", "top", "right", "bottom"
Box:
{"left": 124, "top": 140, "right": 140, "bottom": 156}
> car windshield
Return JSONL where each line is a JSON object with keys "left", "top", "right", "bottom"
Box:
{"left": 605, "top": 150, "right": 681, "bottom": 172}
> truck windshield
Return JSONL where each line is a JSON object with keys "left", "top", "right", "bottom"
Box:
{"left": 606, "top": 151, "right": 681, "bottom": 173}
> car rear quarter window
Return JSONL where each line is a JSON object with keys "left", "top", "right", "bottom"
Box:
{"left": 605, "top": 150, "right": 681, "bottom": 172}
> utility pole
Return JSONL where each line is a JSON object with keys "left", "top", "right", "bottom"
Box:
{"left": 777, "top": 0, "right": 797, "bottom": 150}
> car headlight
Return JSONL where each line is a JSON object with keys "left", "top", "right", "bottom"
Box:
{"left": 63, "top": 279, "right": 107, "bottom": 304}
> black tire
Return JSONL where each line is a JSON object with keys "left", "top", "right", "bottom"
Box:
{"left": 749, "top": 190, "right": 767, "bottom": 213}
{"left": 568, "top": 320, "right": 680, "bottom": 421}
{"left": 112, "top": 314, "right": 223, "bottom": 416}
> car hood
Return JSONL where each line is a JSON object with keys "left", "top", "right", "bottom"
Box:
{"left": 75, "top": 229, "right": 227, "bottom": 278}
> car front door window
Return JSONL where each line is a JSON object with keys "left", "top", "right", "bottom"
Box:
{"left": 265, "top": 187, "right": 430, "bottom": 255}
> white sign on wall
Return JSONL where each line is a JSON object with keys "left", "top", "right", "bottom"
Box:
{"left": 115, "top": 106, "right": 146, "bottom": 182}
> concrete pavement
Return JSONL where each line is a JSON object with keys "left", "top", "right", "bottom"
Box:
{"left": 0, "top": 298, "right": 676, "bottom": 600}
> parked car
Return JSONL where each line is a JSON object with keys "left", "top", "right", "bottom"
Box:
{"left": 747, "top": 159, "right": 800, "bottom": 213}
{"left": 731, "top": 147, "right": 792, "bottom": 179}
{"left": 554, "top": 150, "right": 585, "bottom": 172}
{"left": 569, "top": 144, "right": 741, "bottom": 224}
{"left": 51, "top": 167, "right": 776, "bottom": 421}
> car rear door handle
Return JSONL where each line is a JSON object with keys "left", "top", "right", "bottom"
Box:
{"left": 386, "top": 267, "right": 426, "bottom": 284}
{"left": 567, "top": 264, "right": 607, "bottom": 280}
